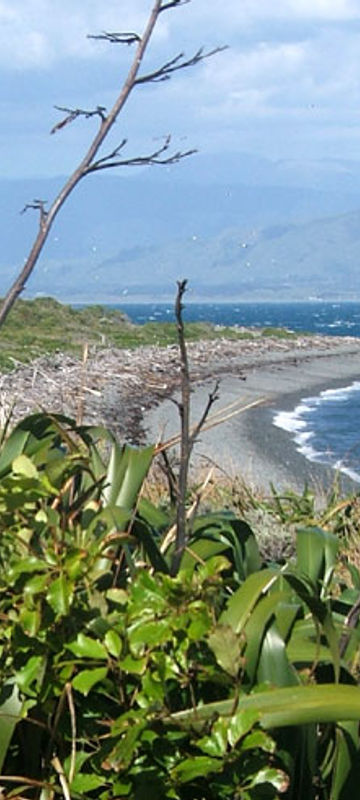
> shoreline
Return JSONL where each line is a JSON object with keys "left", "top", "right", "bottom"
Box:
{"left": 143, "top": 348, "right": 360, "bottom": 494}
{"left": 0, "top": 334, "right": 360, "bottom": 495}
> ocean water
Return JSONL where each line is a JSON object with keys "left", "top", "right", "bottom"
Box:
{"left": 115, "top": 301, "right": 360, "bottom": 482}
{"left": 273, "top": 385, "right": 360, "bottom": 483}
{"left": 117, "top": 300, "right": 360, "bottom": 336}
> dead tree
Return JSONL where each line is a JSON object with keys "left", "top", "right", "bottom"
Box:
{"left": 170, "top": 280, "right": 219, "bottom": 576}
{"left": 0, "top": 0, "right": 225, "bottom": 327}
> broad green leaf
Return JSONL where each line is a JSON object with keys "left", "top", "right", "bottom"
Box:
{"left": 128, "top": 619, "right": 171, "bottom": 652}
{"left": 72, "top": 667, "right": 108, "bottom": 696}
{"left": 0, "top": 427, "right": 30, "bottom": 477}
{"left": 220, "top": 568, "right": 279, "bottom": 633}
{"left": 249, "top": 767, "right": 289, "bottom": 792}
{"left": 287, "top": 618, "right": 332, "bottom": 665}
{"left": 12, "top": 454, "right": 39, "bottom": 479}
{"left": 275, "top": 600, "right": 300, "bottom": 641}
{"left": 19, "top": 606, "right": 41, "bottom": 637}
{"left": 172, "top": 684, "right": 360, "bottom": 729}
{"left": 15, "top": 655, "right": 45, "bottom": 696}
{"left": 70, "top": 774, "right": 106, "bottom": 792}
{"left": 46, "top": 575, "right": 74, "bottom": 616}
{"left": 330, "top": 721, "right": 360, "bottom": 800}
{"left": 23, "top": 573, "right": 49, "bottom": 598}
{"left": 105, "top": 630, "right": 122, "bottom": 658}
{"left": 207, "top": 625, "right": 244, "bottom": 677}
{"left": 105, "top": 719, "right": 147, "bottom": 770}
{"left": 242, "top": 730, "right": 275, "bottom": 753}
{"left": 103, "top": 442, "right": 154, "bottom": 509}
{"left": 137, "top": 497, "right": 170, "bottom": 530}
{"left": 297, "top": 527, "right": 338, "bottom": 592}
{"left": 197, "top": 719, "right": 228, "bottom": 757}
{"left": 243, "top": 591, "right": 291, "bottom": 682}
{"left": 8, "top": 557, "right": 47, "bottom": 582}
{"left": 185, "top": 514, "right": 261, "bottom": 579}
{"left": 131, "top": 519, "right": 169, "bottom": 573}
{"left": 180, "top": 536, "right": 228, "bottom": 568}
{"left": 256, "top": 623, "right": 299, "bottom": 687}
{"left": 106, "top": 588, "right": 128, "bottom": 606}
{"left": 284, "top": 571, "right": 340, "bottom": 680}
{"left": 67, "top": 633, "right": 108, "bottom": 660}
{"left": 119, "top": 655, "right": 147, "bottom": 674}
{"left": 172, "top": 756, "right": 223, "bottom": 783}
{"left": 227, "top": 708, "right": 259, "bottom": 747}
{"left": 0, "top": 683, "right": 24, "bottom": 771}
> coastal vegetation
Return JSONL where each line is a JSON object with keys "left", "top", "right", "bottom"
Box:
{"left": 0, "top": 296, "right": 300, "bottom": 371}
{"left": 0, "top": 411, "right": 360, "bottom": 799}
{"left": 1, "top": 1, "right": 360, "bottom": 797}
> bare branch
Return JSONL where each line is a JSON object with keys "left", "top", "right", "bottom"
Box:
{"left": 160, "top": 450, "right": 179, "bottom": 507}
{"left": 190, "top": 380, "right": 220, "bottom": 446}
{"left": 135, "top": 46, "right": 228, "bottom": 85}
{"left": 160, "top": 0, "right": 191, "bottom": 11}
{"left": 86, "top": 135, "right": 196, "bottom": 173}
{"left": 0, "top": 0, "right": 225, "bottom": 326}
{"left": 87, "top": 31, "right": 141, "bottom": 45}
{"left": 20, "top": 199, "right": 48, "bottom": 225}
{"left": 50, "top": 105, "right": 107, "bottom": 134}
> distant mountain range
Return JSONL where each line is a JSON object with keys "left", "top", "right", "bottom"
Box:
{"left": 1, "top": 152, "right": 360, "bottom": 301}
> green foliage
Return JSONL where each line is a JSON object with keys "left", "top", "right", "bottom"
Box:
{"left": 0, "top": 413, "right": 359, "bottom": 798}
{"left": 0, "top": 296, "right": 302, "bottom": 369}
{"left": 261, "top": 326, "right": 298, "bottom": 339}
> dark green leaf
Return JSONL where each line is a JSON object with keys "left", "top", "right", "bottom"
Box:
{"left": 72, "top": 667, "right": 108, "bottom": 696}
{"left": 46, "top": 574, "right": 74, "bottom": 616}
{"left": 67, "top": 633, "right": 108, "bottom": 660}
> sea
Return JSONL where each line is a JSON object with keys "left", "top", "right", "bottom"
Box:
{"left": 117, "top": 300, "right": 360, "bottom": 483}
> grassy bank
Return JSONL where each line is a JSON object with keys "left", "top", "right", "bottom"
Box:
{"left": 0, "top": 296, "right": 300, "bottom": 370}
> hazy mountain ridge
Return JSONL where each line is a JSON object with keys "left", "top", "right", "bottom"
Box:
{"left": 1, "top": 154, "right": 360, "bottom": 301}
{"left": 14, "top": 208, "right": 360, "bottom": 302}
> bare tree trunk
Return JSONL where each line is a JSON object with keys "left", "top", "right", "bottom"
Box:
{"left": 0, "top": 1, "right": 224, "bottom": 326}
{"left": 170, "top": 280, "right": 219, "bottom": 576}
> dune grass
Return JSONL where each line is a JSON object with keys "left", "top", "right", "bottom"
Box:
{"left": 0, "top": 296, "right": 300, "bottom": 371}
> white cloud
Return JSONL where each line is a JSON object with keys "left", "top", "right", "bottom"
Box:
{"left": 0, "top": 1, "right": 168, "bottom": 69}
{"left": 1, "top": 0, "right": 359, "bottom": 71}
{"left": 186, "top": 0, "right": 360, "bottom": 24}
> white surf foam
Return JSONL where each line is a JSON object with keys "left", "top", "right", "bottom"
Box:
{"left": 273, "top": 380, "right": 360, "bottom": 482}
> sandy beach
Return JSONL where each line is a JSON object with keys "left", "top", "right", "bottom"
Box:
{"left": 143, "top": 347, "right": 360, "bottom": 494}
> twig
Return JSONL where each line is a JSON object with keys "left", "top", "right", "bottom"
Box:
{"left": 87, "top": 31, "right": 141, "bottom": 45}
{"left": 135, "top": 46, "right": 228, "bottom": 85}
{"left": 156, "top": 396, "right": 265, "bottom": 454}
{"left": 20, "top": 199, "right": 48, "bottom": 226}
{"left": 161, "top": 467, "right": 214, "bottom": 553}
{"left": 51, "top": 756, "right": 71, "bottom": 800}
{"left": 65, "top": 683, "right": 77, "bottom": 784}
{"left": 160, "top": 0, "right": 191, "bottom": 10}
{"left": 76, "top": 342, "right": 89, "bottom": 426}
{"left": 86, "top": 134, "right": 195, "bottom": 173}
{"left": 51, "top": 106, "right": 107, "bottom": 135}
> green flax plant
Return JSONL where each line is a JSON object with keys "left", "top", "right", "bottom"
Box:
{"left": 0, "top": 413, "right": 359, "bottom": 797}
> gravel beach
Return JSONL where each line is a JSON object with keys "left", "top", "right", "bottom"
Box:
{"left": 1, "top": 333, "right": 360, "bottom": 494}
{"left": 143, "top": 347, "right": 360, "bottom": 494}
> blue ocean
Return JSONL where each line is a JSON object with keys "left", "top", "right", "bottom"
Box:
{"left": 117, "top": 300, "right": 360, "bottom": 483}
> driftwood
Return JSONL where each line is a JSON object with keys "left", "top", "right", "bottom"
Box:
{"left": 0, "top": 333, "right": 358, "bottom": 443}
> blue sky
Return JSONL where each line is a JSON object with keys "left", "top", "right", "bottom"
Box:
{"left": 1, "top": 0, "right": 360, "bottom": 178}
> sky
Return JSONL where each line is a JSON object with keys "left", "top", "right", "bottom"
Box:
{"left": 1, "top": 0, "right": 360, "bottom": 178}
